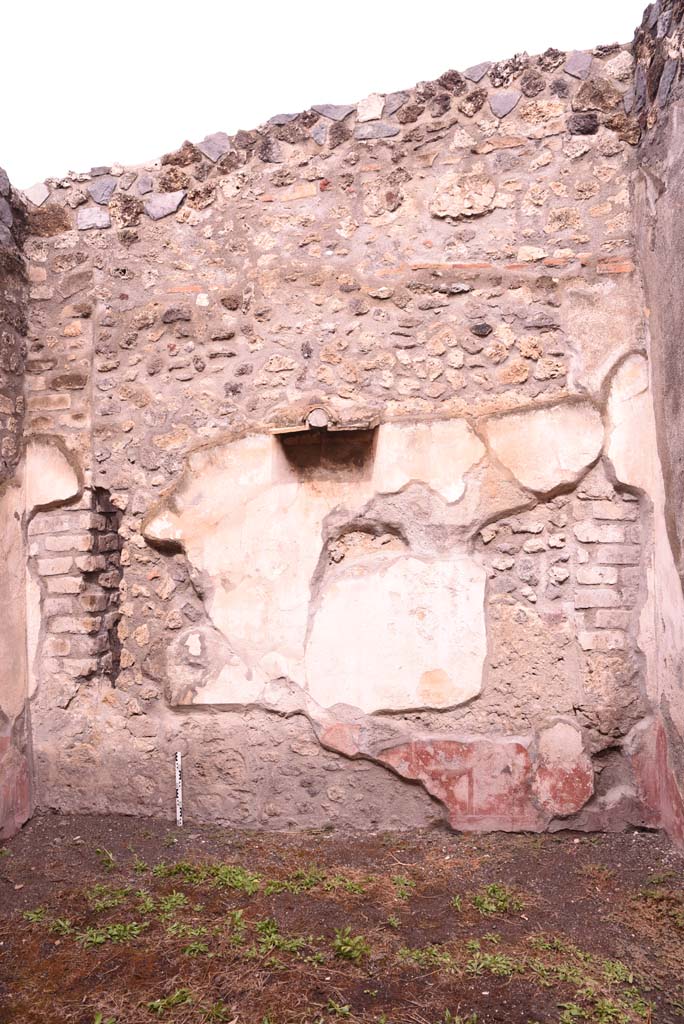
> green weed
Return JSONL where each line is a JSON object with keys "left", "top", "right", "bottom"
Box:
{"left": 147, "top": 988, "right": 192, "bottom": 1015}
{"left": 95, "top": 848, "right": 116, "bottom": 872}
{"left": 333, "top": 926, "right": 370, "bottom": 961}
{"left": 398, "top": 945, "right": 458, "bottom": 972}
{"left": 391, "top": 875, "right": 415, "bottom": 901}
{"left": 472, "top": 883, "right": 524, "bottom": 916}
{"left": 22, "top": 907, "right": 46, "bottom": 923}
{"left": 87, "top": 884, "right": 130, "bottom": 912}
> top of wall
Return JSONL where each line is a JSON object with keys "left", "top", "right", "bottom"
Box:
{"left": 19, "top": 42, "right": 639, "bottom": 238}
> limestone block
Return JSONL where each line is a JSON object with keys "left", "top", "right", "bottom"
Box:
{"left": 482, "top": 402, "right": 603, "bottom": 494}
{"left": 429, "top": 173, "right": 497, "bottom": 219}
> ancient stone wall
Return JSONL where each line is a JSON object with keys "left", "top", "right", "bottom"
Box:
{"left": 2, "top": 20, "right": 683, "bottom": 837}
{"left": 0, "top": 168, "right": 30, "bottom": 839}
{"left": 631, "top": 0, "right": 684, "bottom": 842}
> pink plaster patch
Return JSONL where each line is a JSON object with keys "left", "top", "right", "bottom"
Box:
{"left": 0, "top": 738, "right": 32, "bottom": 840}
{"left": 533, "top": 722, "right": 594, "bottom": 817}
{"left": 378, "top": 737, "right": 546, "bottom": 831}
{"left": 630, "top": 717, "right": 684, "bottom": 843}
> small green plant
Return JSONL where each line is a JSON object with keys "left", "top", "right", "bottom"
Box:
{"left": 558, "top": 1006, "right": 586, "bottom": 1024}
{"left": 49, "top": 918, "right": 75, "bottom": 936}
{"left": 133, "top": 856, "right": 148, "bottom": 874}
{"left": 212, "top": 864, "right": 261, "bottom": 894}
{"left": 451, "top": 894, "right": 462, "bottom": 911}
{"left": 202, "top": 1001, "right": 232, "bottom": 1022}
{"left": 93, "top": 1015, "right": 117, "bottom": 1024}
{"left": 147, "top": 988, "right": 192, "bottom": 1015}
{"left": 79, "top": 921, "right": 149, "bottom": 947}
{"left": 591, "top": 999, "right": 629, "bottom": 1024}
{"left": 466, "top": 951, "right": 521, "bottom": 977}
{"left": 264, "top": 867, "right": 324, "bottom": 895}
{"left": 333, "top": 926, "right": 370, "bottom": 961}
{"left": 158, "top": 891, "right": 188, "bottom": 916}
{"left": 472, "top": 883, "right": 523, "bottom": 916}
{"left": 183, "top": 940, "right": 211, "bottom": 957}
{"left": 326, "top": 1000, "right": 351, "bottom": 1017}
{"left": 398, "top": 945, "right": 457, "bottom": 972}
{"left": 95, "top": 847, "right": 116, "bottom": 872}
{"left": 386, "top": 914, "right": 400, "bottom": 929}
{"left": 391, "top": 875, "right": 415, "bottom": 901}
{"left": 87, "top": 884, "right": 129, "bottom": 912}
{"left": 136, "top": 890, "right": 156, "bottom": 914}
{"left": 168, "top": 921, "right": 207, "bottom": 938}
{"left": 256, "top": 917, "right": 308, "bottom": 954}
{"left": 323, "top": 874, "right": 366, "bottom": 895}
{"left": 22, "top": 907, "right": 46, "bottom": 923}
{"left": 602, "top": 960, "right": 633, "bottom": 985}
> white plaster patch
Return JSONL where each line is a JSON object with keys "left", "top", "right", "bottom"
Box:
{"left": 483, "top": 402, "right": 603, "bottom": 494}
{"left": 144, "top": 419, "right": 489, "bottom": 713}
{"left": 372, "top": 419, "right": 485, "bottom": 502}
{"left": 305, "top": 553, "right": 487, "bottom": 713}
{"left": 25, "top": 440, "right": 79, "bottom": 512}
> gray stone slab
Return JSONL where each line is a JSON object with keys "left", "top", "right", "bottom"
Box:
{"left": 0, "top": 167, "right": 9, "bottom": 197}
{"left": 383, "top": 91, "right": 409, "bottom": 116}
{"left": 137, "top": 175, "right": 154, "bottom": 195}
{"left": 268, "top": 113, "right": 299, "bottom": 125}
{"left": 657, "top": 59, "right": 679, "bottom": 107}
{"left": 119, "top": 171, "right": 138, "bottom": 191}
{"left": 312, "top": 103, "right": 355, "bottom": 121}
{"left": 657, "top": 11, "right": 672, "bottom": 37}
{"left": 0, "top": 196, "right": 13, "bottom": 228}
{"left": 311, "top": 123, "right": 328, "bottom": 146}
{"left": 87, "top": 175, "right": 117, "bottom": 205}
{"left": 197, "top": 131, "right": 233, "bottom": 162}
{"left": 23, "top": 182, "right": 50, "bottom": 207}
{"left": 489, "top": 89, "right": 522, "bottom": 118}
{"left": 564, "top": 51, "right": 593, "bottom": 80}
{"left": 634, "top": 64, "right": 648, "bottom": 113}
{"left": 77, "top": 206, "right": 111, "bottom": 230}
{"left": 90, "top": 165, "right": 111, "bottom": 176}
{"left": 464, "top": 61, "right": 492, "bottom": 83}
{"left": 143, "top": 190, "right": 186, "bottom": 220}
{"left": 354, "top": 122, "right": 400, "bottom": 140}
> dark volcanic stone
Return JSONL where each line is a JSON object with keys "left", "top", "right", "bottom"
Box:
{"left": 397, "top": 103, "right": 424, "bottom": 124}
{"left": 520, "top": 68, "right": 546, "bottom": 97}
{"left": 437, "top": 69, "right": 467, "bottom": 95}
{"left": 162, "top": 306, "right": 192, "bottom": 324}
{"left": 567, "top": 112, "right": 600, "bottom": 135}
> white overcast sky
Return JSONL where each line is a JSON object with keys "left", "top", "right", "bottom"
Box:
{"left": 4, "top": 0, "right": 646, "bottom": 188}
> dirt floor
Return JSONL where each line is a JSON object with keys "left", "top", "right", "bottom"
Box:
{"left": 1, "top": 814, "right": 683, "bottom": 1024}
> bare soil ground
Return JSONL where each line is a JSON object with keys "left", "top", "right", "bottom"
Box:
{"left": 1, "top": 813, "right": 683, "bottom": 1024}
